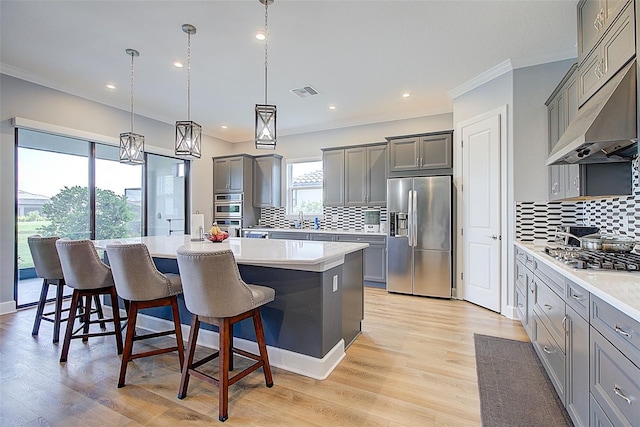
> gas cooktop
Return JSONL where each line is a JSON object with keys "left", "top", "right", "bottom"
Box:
{"left": 544, "top": 246, "right": 640, "bottom": 272}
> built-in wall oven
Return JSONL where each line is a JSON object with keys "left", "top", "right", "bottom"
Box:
{"left": 214, "top": 193, "right": 243, "bottom": 236}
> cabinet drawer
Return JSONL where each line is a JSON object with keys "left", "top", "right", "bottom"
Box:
{"left": 591, "top": 329, "right": 640, "bottom": 426}
{"left": 336, "top": 234, "right": 386, "bottom": 244}
{"left": 591, "top": 295, "right": 640, "bottom": 368}
{"left": 515, "top": 287, "right": 527, "bottom": 325}
{"left": 590, "top": 394, "right": 615, "bottom": 427}
{"left": 534, "top": 259, "right": 566, "bottom": 296}
{"left": 515, "top": 246, "right": 534, "bottom": 271}
{"left": 515, "top": 260, "right": 527, "bottom": 294}
{"left": 566, "top": 279, "right": 590, "bottom": 321}
{"left": 534, "top": 279, "right": 566, "bottom": 353}
{"left": 310, "top": 233, "right": 335, "bottom": 241}
{"left": 533, "top": 316, "right": 566, "bottom": 403}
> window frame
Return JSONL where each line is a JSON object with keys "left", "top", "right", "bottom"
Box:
{"left": 285, "top": 157, "right": 324, "bottom": 220}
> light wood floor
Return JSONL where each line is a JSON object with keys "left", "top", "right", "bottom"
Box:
{"left": 0, "top": 288, "right": 528, "bottom": 426}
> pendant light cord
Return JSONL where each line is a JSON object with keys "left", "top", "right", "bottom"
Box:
{"left": 130, "top": 51, "right": 135, "bottom": 132}
{"left": 187, "top": 30, "right": 192, "bottom": 121}
{"left": 264, "top": 1, "right": 268, "bottom": 104}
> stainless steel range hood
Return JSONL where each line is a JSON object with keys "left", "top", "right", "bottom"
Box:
{"left": 546, "top": 60, "right": 637, "bottom": 165}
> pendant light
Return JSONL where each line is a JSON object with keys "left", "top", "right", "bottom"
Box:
{"left": 119, "top": 49, "right": 145, "bottom": 164}
{"left": 255, "top": 0, "right": 277, "bottom": 150}
{"left": 175, "top": 24, "right": 202, "bottom": 158}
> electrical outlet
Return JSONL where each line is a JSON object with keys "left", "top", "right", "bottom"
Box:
{"left": 332, "top": 275, "right": 338, "bottom": 292}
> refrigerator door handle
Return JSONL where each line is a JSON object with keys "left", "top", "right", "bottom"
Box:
{"left": 407, "top": 190, "right": 413, "bottom": 247}
{"left": 412, "top": 190, "right": 418, "bottom": 246}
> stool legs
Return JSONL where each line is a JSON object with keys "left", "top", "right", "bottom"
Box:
{"left": 60, "top": 287, "right": 123, "bottom": 363}
{"left": 32, "top": 279, "right": 50, "bottom": 337}
{"left": 177, "top": 309, "right": 273, "bottom": 422}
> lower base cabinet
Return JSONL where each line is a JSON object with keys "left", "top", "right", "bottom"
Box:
{"left": 590, "top": 394, "right": 615, "bottom": 427}
{"left": 566, "top": 305, "right": 590, "bottom": 427}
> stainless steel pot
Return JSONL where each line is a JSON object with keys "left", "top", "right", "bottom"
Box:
{"left": 557, "top": 232, "right": 638, "bottom": 253}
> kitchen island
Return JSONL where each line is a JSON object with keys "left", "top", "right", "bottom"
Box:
{"left": 95, "top": 235, "right": 368, "bottom": 379}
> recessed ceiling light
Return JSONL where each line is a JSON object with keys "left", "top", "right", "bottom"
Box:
{"left": 173, "top": 61, "right": 184, "bottom": 68}
{"left": 221, "top": 125, "right": 228, "bottom": 129}
{"left": 106, "top": 84, "right": 116, "bottom": 90}
{"left": 329, "top": 105, "right": 336, "bottom": 110}
{"left": 255, "top": 31, "right": 266, "bottom": 41}
{"left": 402, "top": 92, "right": 411, "bottom": 98}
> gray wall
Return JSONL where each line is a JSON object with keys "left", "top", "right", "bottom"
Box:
{"left": 513, "top": 59, "right": 575, "bottom": 201}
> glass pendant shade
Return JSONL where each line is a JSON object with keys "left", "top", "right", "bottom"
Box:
{"left": 175, "top": 120, "right": 202, "bottom": 158}
{"left": 119, "top": 131, "right": 145, "bottom": 164}
{"left": 255, "top": 104, "right": 277, "bottom": 149}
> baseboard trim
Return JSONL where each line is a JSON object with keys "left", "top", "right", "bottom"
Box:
{"left": 102, "top": 306, "right": 345, "bottom": 380}
{"left": 502, "top": 304, "right": 518, "bottom": 320}
{"left": 0, "top": 300, "right": 17, "bottom": 315}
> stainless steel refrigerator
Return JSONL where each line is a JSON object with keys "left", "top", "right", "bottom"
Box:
{"left": 386, "top": 176, "right": 452, "bottom": 297}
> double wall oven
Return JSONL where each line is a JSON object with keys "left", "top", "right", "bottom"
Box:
{"left": 214, "top": 193, "right": 243, "bottom": 236}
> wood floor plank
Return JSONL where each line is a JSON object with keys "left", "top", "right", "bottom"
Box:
{"left": 1, "top": 287, "right": 528, "bottom": 426}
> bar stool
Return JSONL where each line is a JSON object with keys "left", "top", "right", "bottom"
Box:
{"left": 105, "top": 243, "right": 185, "bottom": 388}
{"left": 27, "top": 235, "right": 105, "bottom": 343}
{"left": 55, "top": 239, "right": 123, "bottom": 363}
{"left": 176, "top": 248, "right": 274, "bottom": 422}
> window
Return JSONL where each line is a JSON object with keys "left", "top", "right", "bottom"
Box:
{"left": 286, "top": 159, "right": 323, "bottom": 216}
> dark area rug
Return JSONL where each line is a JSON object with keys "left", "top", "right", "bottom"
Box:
{"left": 474, "top": 334, "right": 573, "bottom": 427}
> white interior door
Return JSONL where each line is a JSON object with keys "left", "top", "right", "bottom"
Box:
{"left": 461, "top": 113, "right": 501, "bottom": 312}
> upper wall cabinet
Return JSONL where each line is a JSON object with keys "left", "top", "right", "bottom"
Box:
{"left": 323, "top": 143, "right": 387, "bottom": 207}
{"left": 577, "top": 0, "right": 628, "bottom": 61}
{"left": 213, "top": 154, "right": 254, "bottom": 193}
{"left": 344, "top": 144, "right": 387, "bottom": 206}
{"left": 577, "top": 0, "right": 635, "bottom": 106}
{"left": 387, "top": 131, "right": 452, "bottom": 176}
{"left": 253, "top": 154, "right": 282, "bottom": 208}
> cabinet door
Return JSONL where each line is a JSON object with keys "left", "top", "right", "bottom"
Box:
{"left": 253, "top": 156, "right": 272, "bottom": 207}
{"left": 322, "top": 150, "right": 345, "bottom": 206}
{"left": 566, "top": 306, "right": 590, "bottom": 427}
{"left": 548, "top": 97, "right": 560, "bottom": 148}
{"left": 419, "top": 133, "right": 452, "bottom": 169}
{"left": 213, "top": 158, "right": 231, "bottom": 192}
{"left": 228, "top": 157, "right": 244, "bottom": 192}
{"left": 388, "top": 137, "right": 420, "bottom": 172}
{"left": 565, "top": 73, "right": 579, "bottom": 124}
{"left": 526, "top": 272, "right": 535, "bottom": 339}
{"left": 367, "top": 145, "right": 387, "bottom": 206}
{"left": 364, "top": 243, "right": 386, "bottom": 282}
{"left": 549, "top": 165, "right": 565, "bottom": 200}
{"left": 565, "top": 164, "right": 581, "bottom": 199}
{"left": 344, "top": 147, "right": 367, "bottom": 206}
{"left": 578, "top": 0, "right": 606, "bottom": 59}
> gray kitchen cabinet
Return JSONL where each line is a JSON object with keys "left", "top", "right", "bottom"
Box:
{"left": 515, "top": 247, "right": 535, "bottom": 339}
{"left": 547, "top": 63, "right": 580, "bottom": 201}
{"left": 577, "top": 1, "right": 635, "bottom": 106}
{"left": 344, "top": 143, "right": 387, "bottom": 206}
{"left": 253, "top": 154, "right": 282, "bottom": 208}
{"left": 310, "top": 233, "right": 335, "bottom": 241}
{"left": 577, "top": 0, "right": 628, "bottom": 61}
{"left": 268, "top": 231, "right": 309, "bottom": 240}
{"left": 387, "top": 132, "right": 452, "bottom": 174}
{"left": 213, "top": 154, "right": 253, "bottom": 193}
{"left": 566, "top": 304, "right": 590, "bottom": 427}
{"left": 336, "top": 234, "right": 386, "bottom": 283}
{"left": 322, "top": 148, "right": 345, "bottom": 207}
{"left": 590, "top": 395, "right": 615, "bottom": 427}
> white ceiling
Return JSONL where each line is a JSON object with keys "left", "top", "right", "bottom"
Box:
{"left": 0, "top": 0, "right": 577, "bottom": 143}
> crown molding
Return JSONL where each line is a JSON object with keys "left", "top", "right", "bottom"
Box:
{"left": 448, "top": 59, "right": 513, "bottom": 100}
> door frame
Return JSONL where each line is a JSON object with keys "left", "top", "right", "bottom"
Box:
{"left": 454, "top": 105, "right": 512, "bottom": 317}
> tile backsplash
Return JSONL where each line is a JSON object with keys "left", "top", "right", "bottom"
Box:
{"left": 260, "top": 206, "right": 387, "bottom": 231}
{"left": 516, "top": 157, "right": 639, "bottom": 242}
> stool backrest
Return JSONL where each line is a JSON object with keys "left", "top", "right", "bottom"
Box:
{"left": 28, "top": 235, "right": 63, "bottom": 280}
{"left": 106, "top": 243, "right": 177, "bottom": 302}
{"left": 176, "top": 248, "right": 254, "bottom": 318}
{"left": 55, "top": 239, "right": 113, "bottom": 290}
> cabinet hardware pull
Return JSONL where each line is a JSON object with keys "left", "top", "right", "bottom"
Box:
{"left": 543, "top": 346, "right": 554, "bottom": 354}
{"left": 613, "top": 385, "right": 632, "bottom": 405}
{"left": 544, "top": 304, "right": 552, "bottom": 310}
{"left": 562, "top": 315, "right": 568, "bottom": 332}
{"left": 518, "top": 303, "right": 523, "bottom": 308}
{"left": 571, "top": 293, "right": 583, "bottom": 301}
{"left": 614, "top": 325, "right": 631, "bottom": 337}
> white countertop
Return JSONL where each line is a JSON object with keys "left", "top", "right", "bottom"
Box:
{"left": 243, "top": 227, "right": 386, "bottom": 236}
{"left": 515, "top": 241, "right": 640, "bottom": 322}
{"left": 95, "top": 234, "right": 369, "bottom": 272}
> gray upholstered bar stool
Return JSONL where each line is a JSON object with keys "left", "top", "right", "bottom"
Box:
{"left": 55, "top": 239, "right": 123, "bottom": 363}
{"left": 176, "top": 248, "right": 274, "bottom": 422}
{"left": 106, "top": 243, "right": 185, "bottom": 388}
{"left": 28, "top": 235, "right": 105, "bottom": 343}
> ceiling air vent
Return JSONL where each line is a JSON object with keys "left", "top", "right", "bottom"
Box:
{"left": 290, "top": 85, "right": 319, "bottom": 98}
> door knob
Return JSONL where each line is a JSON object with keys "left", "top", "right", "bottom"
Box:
{"left": 484, "top": 235, "right": 498, "bottom": 240}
